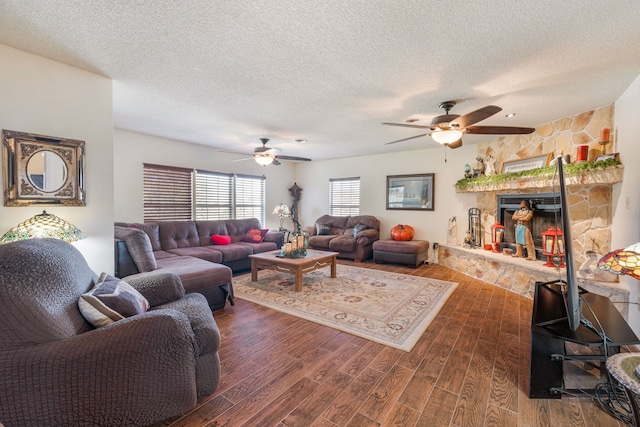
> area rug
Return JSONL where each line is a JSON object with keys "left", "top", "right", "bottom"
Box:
{"left": 233, "top": 265, "right": 458, "bottom": 351}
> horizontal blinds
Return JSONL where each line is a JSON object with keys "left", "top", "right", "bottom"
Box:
{"left": 235, "top": 174, "right": 266, "bottom": 225}
{"left": 194, "top": 170, "right": 233, "bottom": 220}
{"left": 143, "top": 163, "right": 193, "bottom": 222}
{"left": 330, "top": 177, "right": 360, "bottom": 216}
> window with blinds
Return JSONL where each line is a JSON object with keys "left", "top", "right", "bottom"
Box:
{"left": 194, "top": 171, "right": 265, "bottom": 224}
{"left": 195, "top": 170, "right": 233, "bottom": 220}
{"left": 143, "top": 163, "right": 266, "bottom": 224}
{"left": 234, "top": 174, "right": 266, "bottom": 224}
{"left": 143, "top": 163, "right": 193, "bottom": 222}
{"left": 330, "top": 177, "right": 360, "bottom": 216}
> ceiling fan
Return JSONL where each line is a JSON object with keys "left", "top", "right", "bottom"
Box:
{"left": 224, "top": 138, "right": 312, "bottom": 166}
{"left": 382, "top": 101, "right": 535, "bottom": 149}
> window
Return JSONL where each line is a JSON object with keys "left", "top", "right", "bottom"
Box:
{"left": 195, "top": 170, "right": 232, "bottom": 220}
{"left": 330, "top": 177, "right": 360, "bottom": 216}
{"left": 143, "top": 164, "right": 265, "bottom": 224}
{"left": 143, "top": 163, "right": 193, "bottom": 222}
{"left": 234, "top": 174, "right": 266, "bottom": 224}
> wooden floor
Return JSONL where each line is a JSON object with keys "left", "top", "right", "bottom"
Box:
{"left": 160, "top": 260, "right": 629, "bottom": 427}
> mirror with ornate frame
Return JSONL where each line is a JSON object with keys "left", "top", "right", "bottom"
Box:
{"left": 2, "top": 129, "right": 85, "bottom": 206}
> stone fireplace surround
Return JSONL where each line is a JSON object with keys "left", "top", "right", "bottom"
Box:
{"left": 438, "top": 104, "right": 630, "bottom": 318}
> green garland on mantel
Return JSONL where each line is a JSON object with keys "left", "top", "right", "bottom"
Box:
{"left": 455, "top": 157, "right": 622, "bottom": 191}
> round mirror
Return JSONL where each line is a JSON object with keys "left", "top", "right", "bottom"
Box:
{"left": 26, "top": 150, "right": 68, "bottom": 192}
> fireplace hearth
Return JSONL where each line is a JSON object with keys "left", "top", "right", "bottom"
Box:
{"left": 497, "top": 193, "right": 562, "bottom": 260}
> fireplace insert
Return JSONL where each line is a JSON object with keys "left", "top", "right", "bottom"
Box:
{"left": 497, "top": 193, "right": 561, "bottom": 260}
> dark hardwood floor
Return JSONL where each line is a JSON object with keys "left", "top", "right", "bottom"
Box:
{"left": 160, "top": 260, "right": 629, "bottom": 427}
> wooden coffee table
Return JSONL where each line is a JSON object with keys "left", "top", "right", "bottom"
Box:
{"left": 249, "top": 249, "right": 339, "bottom": 292}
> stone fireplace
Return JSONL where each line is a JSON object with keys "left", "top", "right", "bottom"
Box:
{"left": 439, "top": 105, "right": 629, "bottom": 316}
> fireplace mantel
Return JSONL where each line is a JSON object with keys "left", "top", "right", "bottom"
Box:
{"left": 456, "top": 166, "right": 623, "bottom": 193}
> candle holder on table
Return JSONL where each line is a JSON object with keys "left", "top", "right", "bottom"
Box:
{"left": 279, "top": 233, "right": 308, "bottom": 258}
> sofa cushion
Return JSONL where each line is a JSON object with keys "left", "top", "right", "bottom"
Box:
{"left": 211, "top": 234, "right": 232, "bottom": 245}
{"left": 159, "top": 221, "right": 200, "bottom": 250}
{"left": 210, "top": 243, "right": 254, "bottom": 262}
{"left": 166, "top": 246, "right": 224, "bottom": 263}
{"left": 116, "top": 222, "right": 162, "bottom": 251}
{"left": 114, "top": 226, "right": 158, "bottom": 272}
{"left": 224, "top": 218, "right": 263, "bottom": 242}
{"left": 373, "top": 239, "right": 429, "bottom": 254}
{"left": 237, "top": 240, "right": 278, "bottom": 254}
{"left": 78, "top": 273, "right": 150, "bottom": 328}
{"left": 241, "top": 229, "right": 268, "bottom": 243}
{"left": 329, "top": 236, "right": 357, "bottom": 252}
{"left": 148, "top": 257, "right": 232, "bottom": 292}
{"left": 308, "top": 234, "right": 336, "bottom": 250}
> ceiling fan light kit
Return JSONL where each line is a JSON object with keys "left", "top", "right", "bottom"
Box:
{"left": 254, "top": 154, "right": 274, "bottom": 166}
{"left": 222, "top": 138, "right": 312, "bottom": 166}
{"left": 431, "top": 129, "right": 463, "bottom": 144}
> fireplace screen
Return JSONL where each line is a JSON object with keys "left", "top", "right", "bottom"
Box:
{"left": 497, "top": 193, "right": 561, "bottom": 259}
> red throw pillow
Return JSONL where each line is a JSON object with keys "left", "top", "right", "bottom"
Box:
{"left": 211, "top": 234, "right": 232, "bottom": 245}
{"left": 241, "top": 229, "right": 268, "bottom": 243}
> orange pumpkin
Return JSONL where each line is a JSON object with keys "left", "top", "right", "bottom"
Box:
{"left": 390, "top": 224, "right": 415, "bottom": 241}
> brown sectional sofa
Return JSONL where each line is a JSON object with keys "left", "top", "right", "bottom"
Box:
{"left": 115, "top": 218, "right": 284, "bottom": 310}
{"left": 302, "top": 214, "right": 380, "bottom": 261}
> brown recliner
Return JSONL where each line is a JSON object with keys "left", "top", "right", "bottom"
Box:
{"left": 0, "top": 238, "right": 221, "bottom": 427}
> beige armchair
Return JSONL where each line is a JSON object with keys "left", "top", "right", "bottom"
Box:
{"left": 0, "top": 239, "right": 221, "bottom": 427}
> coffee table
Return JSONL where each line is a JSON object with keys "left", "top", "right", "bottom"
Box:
{"left": 249, "top": 249, "right": 339, "bottom": 292}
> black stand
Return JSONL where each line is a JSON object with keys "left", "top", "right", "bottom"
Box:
{"left": 529, "top": 281, "right": 640, "bottom": 398}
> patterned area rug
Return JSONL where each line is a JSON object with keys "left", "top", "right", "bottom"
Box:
{"left": 233, "top": 265, "right": 458, "bottom": 351}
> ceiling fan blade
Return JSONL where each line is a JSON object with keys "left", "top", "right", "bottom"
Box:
{"left": 275, "top": 155, "right": 312, "bottom": 162}
{"left": 254, "top": 146, "right": 270, "bottom": 153}
{"left": 218, "top": 149, "right": 250, "bottom": 155}
{"left": 382, "top": 122, "right": 431, "bottom": 129}
{"left": 445, "top": 138, "right": 463, "bottom": 149}
{"left": 465, "top": 125, "right": 535, "bottom": 135}
{"left": 384, "top": 133, "right": 429, "bottom": 145}
{"left": 272, "top": 159, "right": 282, "bottom": 166}
{"left": 452, "top": 105, "right": 501, "bottom": 128}
{"left": 230, "top": 157, "right": 253, "bottom": 162}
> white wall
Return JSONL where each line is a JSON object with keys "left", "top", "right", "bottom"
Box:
{"left": 113, "top": 129, "right": 297, "bottom": 230}
{"left": 0, "top": 44, "right": 114, "bottom": 274}
{"left": 295, "top": 143, "right": 477, "bottom": 244}
{"left": 613, "top": 74, "right": 640, "bottom": 336}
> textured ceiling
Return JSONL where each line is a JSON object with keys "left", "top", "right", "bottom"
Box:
{"left": 0, "top": 1, "right": 639, "bottom": 161}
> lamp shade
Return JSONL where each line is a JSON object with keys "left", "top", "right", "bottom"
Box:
{"left": 254, "top": 154, "right": 273, "bottom": 166}
{"left": 431, "top": 129, "right": 463, "bottom": 144}
{"left": 598, "top": 242, "right": 640, "bottom": 280}
{"left": 0, "top": 211, "right": 85, "bottom": 244}
{"left": 272, "top": 203, "right": 291, "bottom": 217}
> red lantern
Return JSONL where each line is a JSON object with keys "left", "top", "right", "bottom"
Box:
{"left": 541, "top": 227, "right": 565, "bottom": 267}
{"left": 491, "top": 222, "right": 505, "bottom": 253}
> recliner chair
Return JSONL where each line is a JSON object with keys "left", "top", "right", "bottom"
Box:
{"left": 0, "top": 238, "right": 221, "bottom": 427}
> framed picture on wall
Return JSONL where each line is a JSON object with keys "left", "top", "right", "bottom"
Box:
{"left": 595, "top": 153, "right": 619, "bottom": 161}
{"left": 501, "top": 153, "right": 552, "bottom": 174}
{"left": 386, "top": 173, "right": 434, "bottom": 211}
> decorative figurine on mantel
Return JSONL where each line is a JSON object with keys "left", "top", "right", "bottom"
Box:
{"left": 512, "top": 200, "right": 536, "bottom": 260}
{"left": 484, "top": 154, "right": 497, "bottom": 176}
{"left": 472, "top": 156, "right": 485, "bottom": 178}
